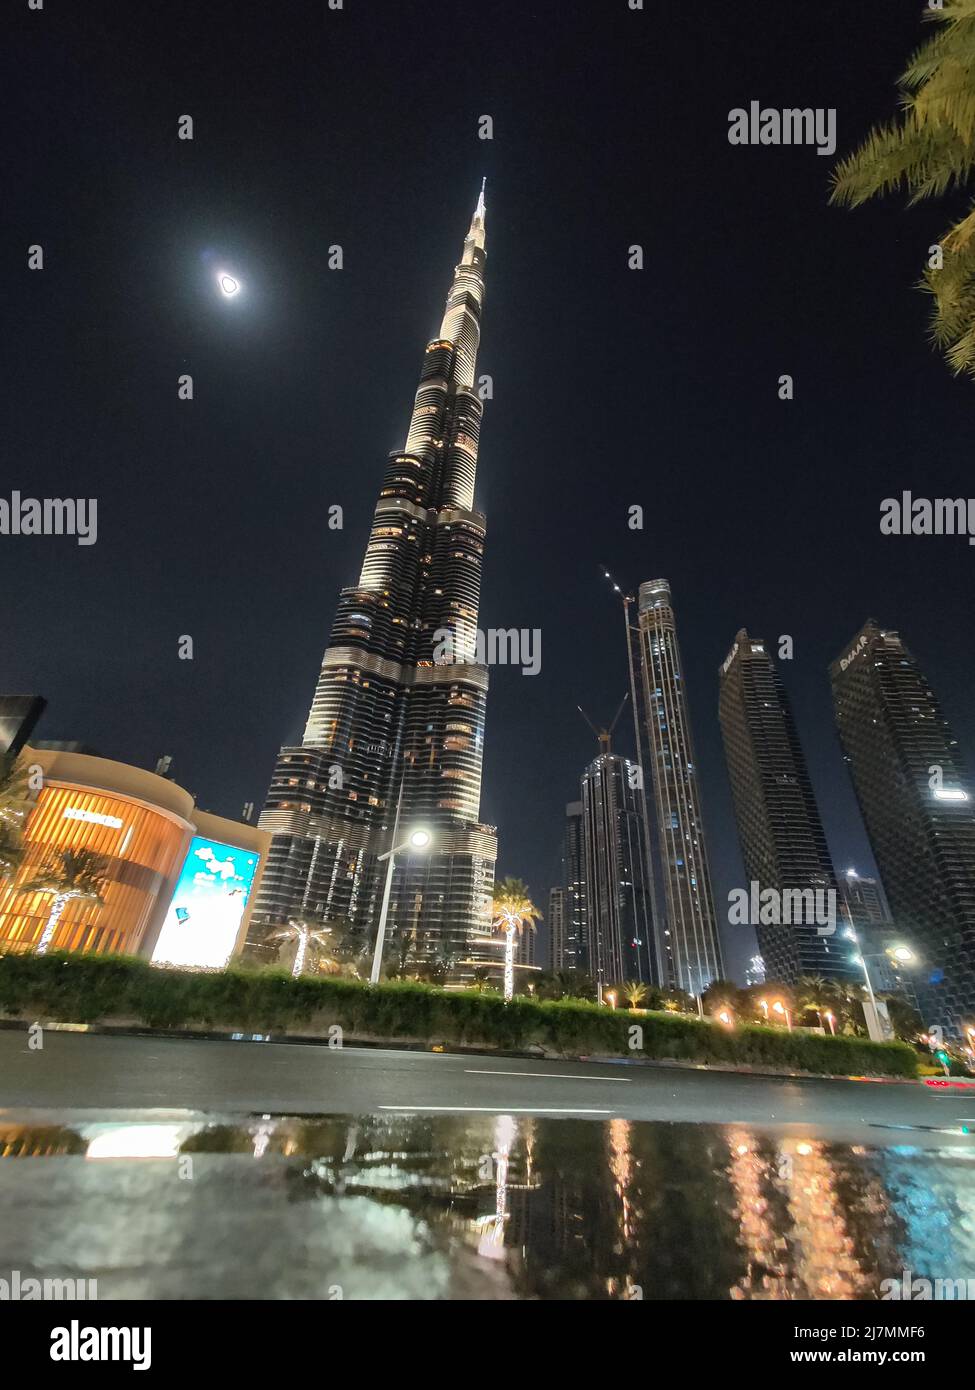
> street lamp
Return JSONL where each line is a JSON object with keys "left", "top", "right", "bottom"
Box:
{"left": 717, "top": 1008, "right": 734, "bottom": 1027}
{"left": 369, "top": 826, "right": 433, "bottom": 984}
{"left": 606, "top": 990, "right": 617, "bottom": 1010}
{"left": 824, "top": 1010, "right": 836, "bottom": 1036}
{"left": 758, "top": 998, "right": 769, "bottom": 1021}
{"left": 844, "top": 922, "right": 889, "bottom": 1040}
{"left": 888, "top": 945, "right": 915, "bottom": 964}
{"left": 772, "top": 1000, "right": 792, "bottom": 1032}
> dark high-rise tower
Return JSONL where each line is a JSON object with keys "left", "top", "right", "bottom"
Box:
{"left": 830, "top": 620, "right": 975, "bottom": 1030}
{"left": 634, "top": 580, "right": 723, "bottom": 996}
{"left": 718, "top": 629, "right": 852, "bottom": 985}
{"left": 580, "top": 742, "right": 656, "bottom": 987}
{"left": 561, "top": 800, "right": 588, "bottom": 975}
{"left": 252, "top": 188, "right": 497, "bottom": 974}
{"left": 548, "top": 886, "right": 566, "bottom": 971}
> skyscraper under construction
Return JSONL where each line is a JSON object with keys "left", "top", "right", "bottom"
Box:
{"left": 251, "top": 187, "right": 497, "bottom": 976}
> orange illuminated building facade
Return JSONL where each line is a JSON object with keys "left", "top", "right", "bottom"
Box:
{"left": 0, "top": 748, "right": 268, "bottom": 958}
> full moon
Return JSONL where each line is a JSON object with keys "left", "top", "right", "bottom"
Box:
{"left": 218, "top": 273, "right": 240, "bottom": 297}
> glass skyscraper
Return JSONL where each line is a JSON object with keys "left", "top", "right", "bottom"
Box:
{"left": 580, "top": 745, "right": 657, "bottom": 987}
{"left": 634, "top": 579, "right": 723, "bottom": 996}
{"left": 830, "top": 620, "right": 975, "bottom": 1031}
{"left": 718, "top": 628, "right": 852, "bottom": 985}
{"left": 251, "top": 188, "right": 497, "bottom": 977}
{"left": 561, "top": 800, "right": 588, "bottom": 975}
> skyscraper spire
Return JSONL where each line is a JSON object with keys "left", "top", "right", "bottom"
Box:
{"left": 251, "top": 192, "right": 497, "bottom": 982}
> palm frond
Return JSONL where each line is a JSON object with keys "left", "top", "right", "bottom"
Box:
{"left": 830, "top": 4, "right": 975, "bottom": 375}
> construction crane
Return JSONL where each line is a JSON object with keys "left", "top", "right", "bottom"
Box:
{"left": 577, "top": 693, "right": 629, "bottom": 756}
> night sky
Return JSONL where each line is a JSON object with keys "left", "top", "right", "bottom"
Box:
{"left": 6, "top": 1, "right": 974, "bottom": 980}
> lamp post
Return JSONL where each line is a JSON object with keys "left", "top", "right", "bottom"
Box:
{"left": 370, "top": 826, "right": 433, "bottom": 985}
{"left": 843, "top": 923, "right": 881, "bottom": 1031}
{"left": 772, "top": 1000, "right": 792, "bottom": 1032}
{"left": 845, "top": 927, "right": 917, "bottom": 1041}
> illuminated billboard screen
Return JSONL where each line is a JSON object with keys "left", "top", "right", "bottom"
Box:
{"left": 152, "top": 836, "right": 259, "bottom": 969}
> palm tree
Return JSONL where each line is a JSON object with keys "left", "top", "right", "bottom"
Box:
{"left": 268, "top": 917, "right": 338, "bottom": 978}
{"left": 21, "top": 848, "right": 107, "bottom": 955}
{"left": 830, "top": 3, "right": 975, "bottom": 376}
{"left": 0, "top": 754, "right": 32, "bottom": 884}
{"left": 622, "top": 980, "right": 649, "bottom": 1011}
{"left": 491, "top": 876, "right": 541, "bottom": 1002}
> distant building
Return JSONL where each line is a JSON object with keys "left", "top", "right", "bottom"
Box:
{"left": 580, "top": 741, "right": 656, "bottom": 988}
{"left": 0, "top": 747, "right": 269, "bottom": 966}
{"left": 548, "top": 885, "right": 565, "bottom": 972}
{"left": 634, "top": 580, "right": 723, "bottom": 995}
{"left": 830, "top": 621, "right": 975, "bottom": 1031}
{"left": 718, "top": 628, "right": 853, "bottom": 985}
{"left": 839, "top": 868, "right": 917, "bottom": 1004}
{"left": 562, "top": 801, "right": 587, "bottom": 974}
{"left": 838, "top": 868, "right": 889, "bottom": 930}
{"left": 516, "top": 921, "right": 537, "bottom": 969}
{"left": 0, "top": 695, "right": 46, "bottom": 760}
{"left": 745, "top": 953, "right": 766, "bottom": 987}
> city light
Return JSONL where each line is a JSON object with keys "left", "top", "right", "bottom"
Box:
{"left": 934, "top": 787, "right": 969, "bottom": 801}
{"left": 408, "top": 828, "right": 431, "bottom": 849}
{"left": 772, "top": 1000, "right": 792, "bottom": 1032}
{"left": 218, "top": 272, "right": 240, "bottom": 297}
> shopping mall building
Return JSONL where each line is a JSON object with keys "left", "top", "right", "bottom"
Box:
{"left": 0, "top": 747, "right": 269, "bottom": 967}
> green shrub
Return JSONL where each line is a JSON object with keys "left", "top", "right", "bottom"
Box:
{"left": 0, "top": 951, "right": 917, "bottom": 1079}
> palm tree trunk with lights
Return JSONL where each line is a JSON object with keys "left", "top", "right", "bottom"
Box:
{"left": 492, "top": 877, "right": 541, "bottom": 1003}
{"left": 22, "top": 850, "right": 107, "bottom": 957}
{"left": 35, "top": 893, "right": 69, "bottom": 956}
{"left": 503, "top": 923, "right": 516, "bottom": 1002}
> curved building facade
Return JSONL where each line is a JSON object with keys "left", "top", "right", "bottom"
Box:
{"left": 719, "top": 628, "right": 853, "bottom": 985}
{"left": 0, "top": 748, "right": 268, "bottom": 963}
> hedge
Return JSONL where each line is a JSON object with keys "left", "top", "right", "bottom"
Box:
{"left": 0, "top": 951, "right": 918, "bottom": 1078}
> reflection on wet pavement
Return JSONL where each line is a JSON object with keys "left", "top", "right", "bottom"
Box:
{"left": 2, "top": 1113, "right": 974, "bottom": 1299}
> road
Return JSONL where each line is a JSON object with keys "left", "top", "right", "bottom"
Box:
{"left": 1, "top": 1028, "right": 973, "bottom": 1143}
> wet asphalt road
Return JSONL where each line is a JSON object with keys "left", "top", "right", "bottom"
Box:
{"left": 1, "top": 1028, "right": 973, "bottom": 1144}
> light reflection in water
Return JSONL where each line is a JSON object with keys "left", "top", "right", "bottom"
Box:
{"left": 0, "top": 1113, "right": 973, "bottom": 1300}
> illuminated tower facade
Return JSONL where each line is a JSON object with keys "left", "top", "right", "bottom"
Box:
{"left": 830, "top": 620, "right": 975, "bottom": 1030}
{"left": 718, "top": 628, "right": 852, "bottom": 985}
{"left": 635, "top": 579, "right": 723, "bottom": 996}
{"left": 580, "top": 744, "right": 656, "bottom": 988}
{"left": 252, "top": 187, "right": 497, "bottom": 976}
{"left": 548, "top": 886, "right": 566, "bottom": 971}
{"left": 561, "top": 801, "right": 588, "bottom": 974}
